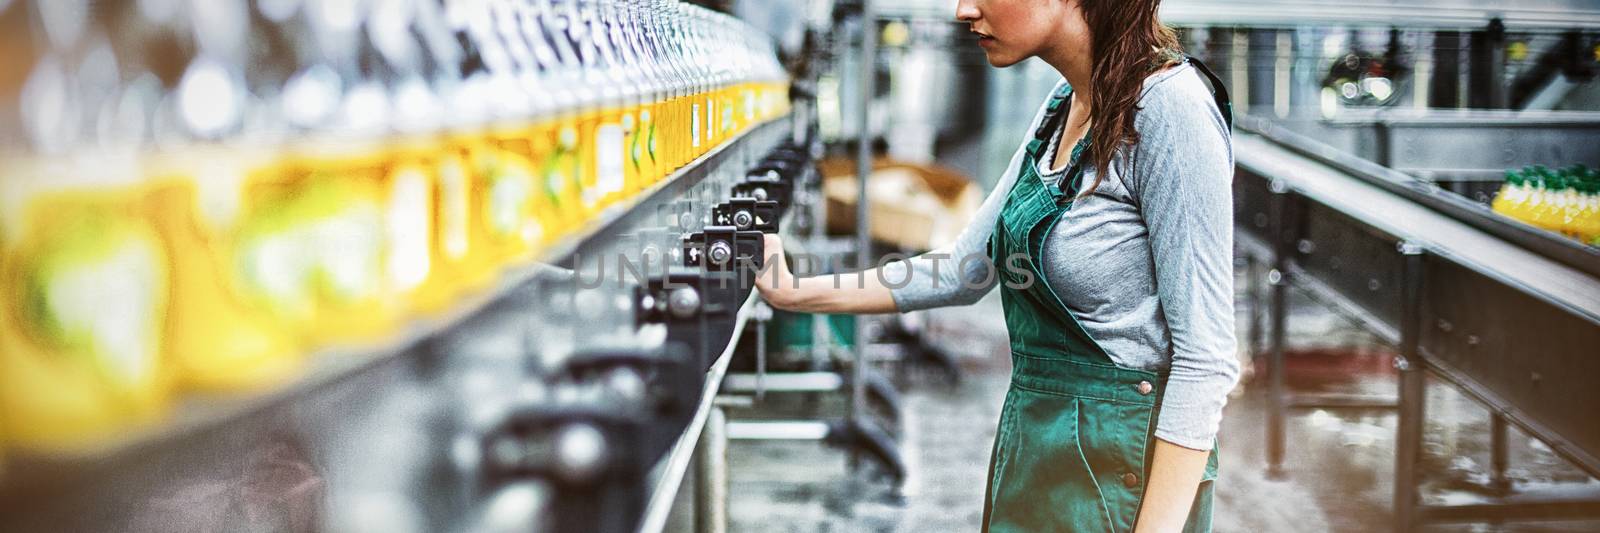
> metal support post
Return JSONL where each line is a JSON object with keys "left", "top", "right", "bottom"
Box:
{"left": 1431, "top": 31, "right": 1463, "bottom": 109}
{"left": 753, "top": 302, "right": 771, "bottom": 403}
{"left": 695, "top": 407, "right": 728, "bottom": 533}
{"left": 850, "top": 0, "right": 875, "bottom": 473}
{"left": 1394, "top": 242, "right": 1427, "bottom": 533}
{"left": 1266, "top": 186, "right": 1291, "bottom": 480}
{"left": 1246, "top": 254, "right": 1265, "bottom": 371}
{"left": 1468, "top": 19, "right": 1508, "bottom": 109}
{"left": 1491, "top": 412, "right": 1512, "bottom": 494}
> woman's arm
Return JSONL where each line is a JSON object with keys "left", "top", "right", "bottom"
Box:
{"left": 752, "top": 156, "right": 1020, "bottom": 315}
{"left": 1128, "top": 69, "right": 1243, "bottom": 530}
{"left": 756, "top": 81, "right": 1067, "bottom": 316}
{"left": 754, "top": 233, "right": 899, "bottom": 314}
{"left": 753, "top": 174, "right": 1013, "bottom": 315}
{"left": 1133, "top": 440, "right": 1211, "bottom": 533}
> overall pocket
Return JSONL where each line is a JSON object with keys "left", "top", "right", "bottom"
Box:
{"left": 985, "top": 385, "right": 1114, "bottom": 533}
{"left": 1074, "top": 394, "right": 1158, "bottom": 533}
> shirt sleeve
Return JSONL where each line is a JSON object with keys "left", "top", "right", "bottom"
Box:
{"left": 883, "top": 80, "right": 1065, "bottom": 312}
{"left": 1129, "top": 72, "right": 1243, "bottom": 451}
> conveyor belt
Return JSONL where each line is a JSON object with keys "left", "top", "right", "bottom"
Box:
{"left": 637, "top": 290, "right": 759, "bottom": 533}
{"left": 1235, "top": 131, "right": 1600, "bottom": 321}
{"left": 0, "top": 113, "right": 802, "bottom": 533}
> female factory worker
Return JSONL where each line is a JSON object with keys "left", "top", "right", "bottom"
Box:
{"left": 755, "top": 0, "right": 1238, "bottom": 531}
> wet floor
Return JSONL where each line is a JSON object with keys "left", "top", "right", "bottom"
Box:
{"left": 720, "top": 265, "right": 1600, "bottom": 532}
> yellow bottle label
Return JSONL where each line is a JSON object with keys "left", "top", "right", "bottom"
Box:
{"left": 386, "top": 167, "right": 433, "bottom": 291}
{"left": 596, "top": 119, "right": 626, "bottom": 200}
{"left": 438, "top": 157, "right": 471, "bottom": 260}
{"left": 2, "top": 189, "right": 175, "bottom": 447}
{"left": 620, "top": 109, "right": 640, "bottom": 195}
{"left": 574, "top": 114, "right": 601, "bottom": 210}
{"left": 555, "top": 124, "right": 586, "bottom": 217}
{"left": 706, "top": 96, "right": 716, "bottom": 146}
{"left": 635, "top": 108, "right": 653, "bottom": 186}
{"left": 692, "top": 101, "right": 703, "bottom": 150}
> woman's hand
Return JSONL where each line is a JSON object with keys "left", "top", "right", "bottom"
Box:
{"left": 752, "top": 233, "right": 900, "bottom": 315}
{"left": 1131, "top": 439, "right": 1210, "bottom": 533}
{"left": 754, "top": 234, "right": 804, "bottom": 310}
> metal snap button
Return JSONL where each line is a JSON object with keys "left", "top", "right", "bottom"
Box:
{"left": 1136, "top": 381, "right": 1153, "bottom": 395}
{"left": 1122, "top": 472, "right": 1139, "bottom": 488}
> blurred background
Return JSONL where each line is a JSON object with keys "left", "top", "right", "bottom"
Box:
{"left": 0, "top": 0, "right": 1598, "bottom": 532}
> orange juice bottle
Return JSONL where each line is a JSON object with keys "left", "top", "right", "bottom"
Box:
{"left": 146, "top": 147, "right": 301, "bottom": 392}
{"left": 436, "top": 73, "right": 503, "bottom": 298}
{"left": 721, "top": 72, "right": 737, "bottom": 140}
{"left": 629, "top": 0, "right": 664, "bottom": 188}
{"left": 427, "top": 137, "right": 488, "bottom": 305}
{"left": 539, "top": 104, "right": 586, "bottom": 239}
{"left": 386, "top": 127, "right": 473, "bottom": 316}
{"left": 582, "top": 0, "right": 631, "bottom": 208}
{"left": 636, "top": 89, "right": 660, "bottom": 187}
{"left": 463, "top": 124, "right": 542, "bottom": 271}
{"left": 0, "top": 155, "right": 175, "bottom": 450}
{"left": 591, "top": 100, "right": 629, "bottom": 207}
{"left": 241, "top": 140, "right": 399, "bottom": 347}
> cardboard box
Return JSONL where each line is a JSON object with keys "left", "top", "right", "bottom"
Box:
{"left": 819, "top": 158, "right": 982, "bottom": 251}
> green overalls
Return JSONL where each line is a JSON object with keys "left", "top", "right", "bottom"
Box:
{"left": 980, "top": 56, "right": 1233, "bottom": 533}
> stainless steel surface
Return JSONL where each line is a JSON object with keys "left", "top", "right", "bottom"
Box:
{"left": 1236, "top": 126, "right": 1600, "bottom": 528}
{"left": 724, "top": 372, "right": 845, "bottom": 392}
{"left": 693, "top": 407, "right": 727, "bottom": 533}
{"left": 637, "top": 273, "right": 761, "bottom": 533}
{"left": 1236, "top": 129, "right": 1600, "bottom": 324}
{"left": 1320, "top": 109, "right": 1600, "bottom": 182}
{"left": 1162, "top": 0, "right": 1600, "bottom": 29}
{"left": 725, "top": 421, "right": 833, "bottom": 441}
{"left": 1239, "top": 115, "right": 1600, "bottom": 284}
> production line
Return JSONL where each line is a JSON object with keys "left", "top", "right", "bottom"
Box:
{"left": 3, "top": 0, "right": 1600, "bottom": 532}
{"left": 0, "top": 0, "right": 818, "bottom": 530}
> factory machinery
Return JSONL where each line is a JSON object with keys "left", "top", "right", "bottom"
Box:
{"left": 1159, "top": 0, "right": 1600, "bottom": 530}
{"left": 0, "top": 0, "right": 897, "bottom": 531}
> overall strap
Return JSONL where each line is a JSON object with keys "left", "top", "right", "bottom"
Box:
{"left": 1185, "top": 55, "right": 1234, "bottom": 129}
{"left": 1025, "top": 84, "right": 1074, "bottom": 158}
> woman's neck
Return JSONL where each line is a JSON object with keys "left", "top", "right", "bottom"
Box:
{"left": 1039, "top": 43, "right": 1093, "bottom": 117}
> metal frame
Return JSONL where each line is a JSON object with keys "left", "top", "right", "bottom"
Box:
{"left": 1159, "top": 0, "right": 1600, "bottom": 29}
{"left": 1239, "top": 114, "right": 1600, "bottom": 288}
{"left": 712, "top": 0, "right": 905, "bottom": 483}
{"left": 1319, "top": 109, "right": 1600, "bottom": 182}
{"left": 638, "top": 291, "right": 763, "bottom": 533}
{"left": 1235, "top": 123, "right": 1600, "bottom": 530}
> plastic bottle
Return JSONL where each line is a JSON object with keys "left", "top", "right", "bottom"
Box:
{"left": 1575, "top": 180, "right": 1600, "bottom": 243}
{"left": 1, "top": 175, "right": 176, "bottom": 449}
{"left": 128, "top": 1, "right": 305, "bottom": 393}
{"left": 0, "top": 11, "right": 176, "bottom": 448}
{"left": 270, "top": 1, "right": 401, "bottom": 346}
{"left": 1523, "top": 166, "right": 1553, "bottom": 231}
{"left": 462, "top": 1, "right": 543, "bottom": 270}
{"left": 1492, "top": 169, "right": 1526, "bottom": 221}
{"left": 532, "top": 0, "right": 592, "bottom": 229}
{"left": 625, "top": 0, "right": 664, "bottom": 186}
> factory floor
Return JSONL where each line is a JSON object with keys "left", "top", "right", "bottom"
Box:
{"left": 719, "top": 265, "right": 1600, "bottom": 532}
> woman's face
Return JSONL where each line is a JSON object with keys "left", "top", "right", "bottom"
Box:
{"left": 955, "top": 0, "right": 1089, "bottom": 68}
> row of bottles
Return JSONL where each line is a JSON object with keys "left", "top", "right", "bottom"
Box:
{"left": 0, "top": 0, "right": 789, "bottom": 452}
{"left": 1491, "top": 165, "right": 1600, "bottom": 246}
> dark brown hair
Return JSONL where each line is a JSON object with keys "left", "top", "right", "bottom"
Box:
{"left": 1076, "top": 0, "right": 1181, "bottom": 197}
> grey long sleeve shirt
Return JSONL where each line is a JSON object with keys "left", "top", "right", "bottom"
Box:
{"left": 880, "top": 62, "right": 1240, "bottom": 450}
